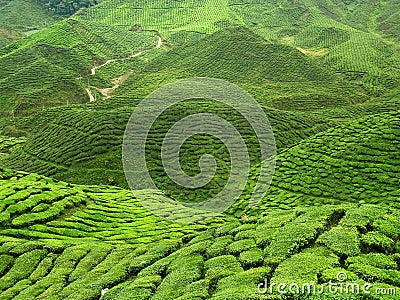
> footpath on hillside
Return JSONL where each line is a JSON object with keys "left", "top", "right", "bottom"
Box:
{"left": 83, "top": 34, "right": 164, "bottom": 102}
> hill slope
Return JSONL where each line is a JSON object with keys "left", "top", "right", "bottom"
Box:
{"left": 228, "top": 111, "right": 400, "bottom": 215}
{"left": 0, "top": 18, "right": 158, "bottom": 118}
{"left": 0, "top": 27, "right": 373, "bottom": 191}
{"left": 80, "top": 0, "right": 400, "bottom": 94}
{"left": 0, "top": 0, "right": 59, "bottom": 46}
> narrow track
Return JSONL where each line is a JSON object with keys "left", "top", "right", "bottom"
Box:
{"left": 84, "top": 35, "right": 163, "bottom": 101}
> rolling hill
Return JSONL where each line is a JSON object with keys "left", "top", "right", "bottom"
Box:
{"left": 0, "top": 0, "right": 59, "bottom": 46}
{"left": 79, "top": 0, "right": 400, "bottom": 94}
{"left": 229, "top": 111, "right": 400, "bottom": 215}
{"left": 0, "top": 0, "right": 399, "bottom": 299}
{"left": 0, "top": 18, "right": 158, "bottom": 119}
{"left": 0, "top": 169, "right": 399, "bottom": 299}
{"left": 0, "top": 27, "right": 374, "bottom": 192}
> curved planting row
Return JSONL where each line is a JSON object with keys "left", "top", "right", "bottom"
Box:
{"left": 0, "top": 203, "right": 400, "bottom": 299}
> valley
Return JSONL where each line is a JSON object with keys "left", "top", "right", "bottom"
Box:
{"left": 0, "top": 0, "right": 399, "bottom": 299}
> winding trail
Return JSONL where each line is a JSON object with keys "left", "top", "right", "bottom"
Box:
{"left": 84, "top": 34, "right": 163, "bottom": 102}
{"left": 85, "top": 88, "right": 95, "bottom": 102}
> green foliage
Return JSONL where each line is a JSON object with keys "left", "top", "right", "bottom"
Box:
{"left": 0, "top": 171, "right": 223, "bottom": 245}
{"left": 317, "top": 226, "right": 361, "bottom": 257}
{"left": 272, "top": 246, "right": 339, "bottom": 285}
{"left": 0, "top": 18, "right": 157, "bottom": 118}
{"left": 206, "top": 235, "right": 233, "bottom": 258}
{"left": 238, "top": 248, "right": 263, "bottom": 269}
{"left": 0, "top": 249, "right": 47, "bottom": 291}
{"left": 212, "top": 267, "right": 272, "bottom": 299}
{"left": 0, "top": 1, "right": 399, "bottom": 299}
{"left": 248, "top": 112, "right": 400, "bottom": 212}
{"left": 346, "top": 253, "right": 398, "bottom": 271}
{"left": 361, "top": 231, "right": 395, "bottom": 254}
{"left": 205, "top": 255, "right": 244, "bottom": 289}
{"left": 37, "top": 0, "right": 101, "bottom": 17}
{"left": 227, "top": 239, "right": 256, "bottom": 256}
{"left": 0, "top": 204, "right": 400, "bottom": 298}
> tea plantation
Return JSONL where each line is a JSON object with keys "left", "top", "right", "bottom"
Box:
{"left": 1, "top": 173, "right": 400, "bottom": 299}
{"left": 0, "top": 0, "right": 399, "bottom": 299}
{"left": 0, "top": 0, "right": 59, "bottom": 45}
{"left": 0, "top": 18, "right": 158, "bottom": 118}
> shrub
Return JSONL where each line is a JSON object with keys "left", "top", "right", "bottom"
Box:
{"left": 29, "top": 253, "right": 57, "bottom": 282}
{"left": 272, "top": 247, "right": 339, "bottom": 284}
{"left": 339, "top": 205, "right": 386, "bottom": 231}
{"left": 151, "top": 260, "right": 203, "bottom": 300}
{"left": 317, "top": 226, "right": 360, "bottom": 257}
{"left": 227, "top": 239, "right": 256, "bottom": 256}
{"left": 373, "top": 214, "right": 400, "bottom": 240}
{"left": 348, "top": 263, "right": 400, "bottom": 286}
{"left": 0, "top": 254, "right": 14, "bottom": 276}
{"left": 175, "top": 279, "right": 210, "bottom": 300}
{"left": 239, "top": 248, "right": 263, "bottom": 269}
{"left": 0, "top": 249, "right": 47, "bottom": 291}
{"left": 206, "top": 236, "right": 233, "bottom": 258}
{"left": 205, "top": 255, "right": 243, "bottom": 288}
{"left": 360, "top": 231, "right": 394, "bottom": 253}
{"left": 346, "top": 253, "right": 397, "bottom": 270}
{"left": 212, "top": 267, "right": 272, "bottom": 299}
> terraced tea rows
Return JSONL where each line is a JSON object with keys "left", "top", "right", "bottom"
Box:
{"left": 0, "top": 169, "right": 224, "bottom": 244}
{"left": 1, "top": 203, "right": 399, "bottom": 299}
{"left": 235, "top": 111, "right": 400, "bottom": 214}
{"left": 0, "top": 18, "right": 158, "bottom": 117}
{"left": 80, "top": 0, "right": 400, "bottom": 94}
{"left": 116, "top": 27, "right": 369, "bottom": 110}
{"left": 0, "top": 136, "right": 25, "bottom": 156}
{"left": 0, "top": 96, "right": 344, "bottom": 190}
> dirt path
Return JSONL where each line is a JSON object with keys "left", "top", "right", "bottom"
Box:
{"left": 84, "top": 34, "right": 163, "bottom": 102}
{"left": 90, "top": 35, "right": 162, "bottom": 76}
{"left": 90, "top": 51, "right": 143, "bottom": 76}
{"left": 85, "top": 88, "right": 95, "bottom": 102}
{"left": 92, "top": 71, "right": 133, "bottom": 99}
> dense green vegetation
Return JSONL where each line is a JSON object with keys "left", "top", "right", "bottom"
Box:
{"left": 80, "top": 0, "right": 400, "bottom": 94}
{"left": 37, "top": 0, "right": 101, "bottom": 17}
{"left": 0, "top": 18, "right": 158, "bottom": 117}
{"left": 231, "top": 111, "right": 400, "bottom": 214}
{"left": 0, "top": 168, "right": 225, "bottom": 243}
{"left": 0, "top": 0, "right": 399, "bottom": 298}
{"left": 0, "top": 27, "right": 376, "bottom": 188}
{"left": 0, "top": 0, "right": 59, "bottom": 44}
{"left": 1, "top": 194, "right": 400, "bottom": 299}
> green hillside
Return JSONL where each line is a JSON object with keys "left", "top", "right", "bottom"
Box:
{"left": 0, "top": 18, "right": 158, "bottom": 118}
{"left": 0, "top": 0, "right": 59, "bottom": 44}
{"left": 0, "top": 0, "right": 399, "bottom": 299}
{"left": 80, "top": 0, "right": 400, "bottom": 94}
{"left": 312, "top": 0, "right": 400, "bottom": 43}
{"left": 227, "top": 111, "right": 400, "bottom": 215}
{"left": 117, "top": 27, "right": 369, "bottom": 109}
{"left": 1, "top": 25, "right": 398, "bottom": 207}
{"left": 0, "top": 27, "right": 372, "bottom": 190}
{"left": 0, "top": 0, "right": 105, "bottom": 46}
